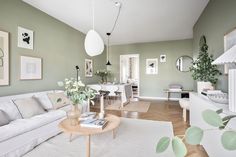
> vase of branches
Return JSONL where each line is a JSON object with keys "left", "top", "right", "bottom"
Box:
{"left": 95, "top": 70, "right": 111, "bottom": 84}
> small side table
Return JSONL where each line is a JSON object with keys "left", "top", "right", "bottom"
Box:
{"left": 58, "top": 114, "right": 121, "bottom": 157}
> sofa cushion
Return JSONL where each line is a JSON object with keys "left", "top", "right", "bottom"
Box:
{"left": 33, "top": 94, "right": 53, "bottom": 111}
{"left": 0, "top": 100, "right": 22, "bottom": 121}
{"left": 0, "top": 110, "right": 11, "bottom": 126}
{"left": 0, "top": 110, "right": 66, "bottom": 142}
{"left": 47, "top": 93, "right": 71, "bottom": 109}
{"left": 13, "top": 97, "right": 46, "bottom": 118}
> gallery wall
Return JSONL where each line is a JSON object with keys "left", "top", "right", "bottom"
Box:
{"left": 109, "top": 39, "right": 194, "bottom": 98}
{"left": 193, "top": 0, "right": 236, "bottom": 92}
{"left": 0, "top": 0, "right": 106, "bottom": 96}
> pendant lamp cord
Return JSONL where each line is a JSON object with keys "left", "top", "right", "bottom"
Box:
{"left": 92, "top": 0, "right": 95, "bottom": 30}
{"left": 109, "top": 3, "right": 121, "bottom": 34}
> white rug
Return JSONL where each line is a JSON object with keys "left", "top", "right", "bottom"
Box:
{"left": 24, "top": 118, "right": 175, "bottom": 157}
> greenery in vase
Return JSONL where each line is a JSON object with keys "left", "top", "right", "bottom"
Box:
{"left": 156, "top": 109, "right": 236, "bottom": 157}
{"left": 189, "top": 35, "right": 221, "bottom": 84}
{"left": 95, "top": 69, "right": 111, "bottom": 83}
{"left": 57, "top": 78, "right": 95, "bottom": 105}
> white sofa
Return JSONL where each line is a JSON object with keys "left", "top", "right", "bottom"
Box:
{"left": 0, "top": 90, "right": 87, "bottom": 157}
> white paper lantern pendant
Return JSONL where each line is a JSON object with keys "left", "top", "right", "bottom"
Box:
{"left": 84, "top": 0, "right": 104, "bottom": 57}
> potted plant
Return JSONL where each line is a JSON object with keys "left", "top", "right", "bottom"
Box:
{"left": 190, "top": 35, "right": 221, "bottom": 94}
{"left": 58, "top": 78, "right": 95, "bottom": 125}
{"left": 95, "top": 69, "right": 111, "bottom": 84}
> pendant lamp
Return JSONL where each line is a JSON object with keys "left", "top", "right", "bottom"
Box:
{"left": 106, "top": 33, "right": 112, "bottom": 66}
{"left": 84, "top": 0, "right": 104, "bottom": 57}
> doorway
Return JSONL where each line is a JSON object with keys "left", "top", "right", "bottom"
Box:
{"left": 120, "top": 54, "right": 140, "bottom": 97}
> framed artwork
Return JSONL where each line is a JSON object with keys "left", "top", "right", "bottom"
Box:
{"left": 146, "top": 58, "right": 158, "bottom": 74}
{"left": 85, "top": 59, "right": 93, "bottom": 77}
{"left": 224, "top": 28, "right": 236, "bottom": 74}
{"left": 18, "top": 26, "right": 34, "bottom": 50}
{"left": 0, "top": 31, "right": 9, "bottom": 86}
{"left": 20, "top": 56, "right": 42, "bottom": 80}
{"left": 160, "top": 54, "right": 166, "bottom": 63}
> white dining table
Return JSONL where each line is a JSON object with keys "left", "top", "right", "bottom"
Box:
{"left": 87, "top": 83, "right": 133, "bottom": 108}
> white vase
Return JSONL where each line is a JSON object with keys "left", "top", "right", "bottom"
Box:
{"left": 197, "top": 81, "right": 214, "bottom": 94}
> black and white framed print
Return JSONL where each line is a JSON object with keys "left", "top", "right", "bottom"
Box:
{"left": 0, "top": 31, "right": 9, "bottom": 86}
{"left": 146, "top": 58, "right": 158, "bottom": 74}
{"left": 85, "top": 59, "right": 93, "bottom": 77}
{"left": 18, "top": 26, "right": 34, "bottom": 50}
{"left": 160, "top": 54, "right": 166, "bottom": 63}
{"left": 20, "top": 56, "right": 42, "bottom": 80}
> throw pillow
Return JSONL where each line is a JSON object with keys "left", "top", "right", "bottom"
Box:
{"left": 0, "top": 110, "right": 11, "bottom": 127}
{"left": 47, "top": 93, "right": 71, "bottom": 109}
{"left": 33, "top": 94, "right": 53, "bottom": 111}
{"left": 13, "top": 97, "right": 46, "bottom": 119}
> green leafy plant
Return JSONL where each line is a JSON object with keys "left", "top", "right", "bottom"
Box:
{"left": 95, "top": 69, "right": 111, "bottom": 83}
{"left": 156, "top": 109, "right": 236, "bottom": 157}
{"left": 57, "top": 78, "right": 95, "bottom": 105}
{"left": 189, "top": 36, "right": 221, "bottom": 84}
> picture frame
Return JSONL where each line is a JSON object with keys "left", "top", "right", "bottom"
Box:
{"left": 146, "top": 58, "right": 158, "bottom": 74}
{"left": 20, "top": 56, "right": 42, "bottom": 80}
{"left": 85, "top": 59, "right": 93, "bottom": 77}
{"left": 160, "top": 54, "right": 166, "bottom": 63}
{"left": 0, "top": 31, "right": 9, "bottom": 86}
{"left": 224, "top": 27, "right": 236, "bottom": 74}
{"left": 18, "top": 26, "right": 34, "bottom": 50}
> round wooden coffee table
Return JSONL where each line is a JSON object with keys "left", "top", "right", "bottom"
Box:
{"left": 59, "top": 114, "right": 121, "bottom": 157}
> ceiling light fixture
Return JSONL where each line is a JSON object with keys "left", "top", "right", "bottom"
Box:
{"left": 84, "top": 0, "right": 104, "bottom": 57}
{"left": 106, "top": 1, "right": 122, "bottom": 66}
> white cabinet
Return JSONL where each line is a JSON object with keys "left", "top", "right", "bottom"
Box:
{"left": 190, "top": 93, "right": 236, "bottom": 157}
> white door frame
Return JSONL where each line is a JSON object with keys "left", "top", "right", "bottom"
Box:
{"left": 120, "top": 54, "right": 140, "bottom": 96}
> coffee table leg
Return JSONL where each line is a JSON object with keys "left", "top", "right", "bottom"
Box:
{"left": 86, "top": 135, "right": 91, "bottom": 157}
{"left": 112, "top": 129, "right": 116, "bottom": 139}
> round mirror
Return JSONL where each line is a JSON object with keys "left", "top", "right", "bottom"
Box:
{"left": 176, "top": 56, "right": 193, "bottom": 72}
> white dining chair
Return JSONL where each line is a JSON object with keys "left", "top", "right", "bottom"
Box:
{"left": 105, "top": 86, "right": 120, "bottom": 104}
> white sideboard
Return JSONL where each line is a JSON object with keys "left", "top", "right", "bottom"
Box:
{"left": 190, "top": 92, "right": 236, "bottom": 157}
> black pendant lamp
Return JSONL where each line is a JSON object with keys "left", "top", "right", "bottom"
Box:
{"left": 106, "top": 32, "right": 112, "bottom": 66}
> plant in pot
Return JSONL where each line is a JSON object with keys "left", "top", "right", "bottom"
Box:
{"left": 190, "top": 35, "right": 222, "bottom": 94}
{"left": 58, "top": 78, "right": 95, "bottom": 125}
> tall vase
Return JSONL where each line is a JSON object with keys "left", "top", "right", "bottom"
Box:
{"left": 67, "top": 104, "right": 81, "bottom": 126}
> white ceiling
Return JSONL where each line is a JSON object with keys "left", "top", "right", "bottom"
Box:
{"left": 23, "top": 0, "right": 209, "bottom": 45}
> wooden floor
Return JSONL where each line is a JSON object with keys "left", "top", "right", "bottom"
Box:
{"left": 91, "top": 99, "right": 208, "bottom": 157}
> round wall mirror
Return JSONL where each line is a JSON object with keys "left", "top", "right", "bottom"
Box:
{"left": 176, "top": 56, "right": 193, "bottom": 72}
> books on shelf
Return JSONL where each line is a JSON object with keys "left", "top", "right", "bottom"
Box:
{"left": 80, "top": 118, "right": 108, "bottom": 130}
{"left": 79, "top": 112, "right": 96, "bottom": 121}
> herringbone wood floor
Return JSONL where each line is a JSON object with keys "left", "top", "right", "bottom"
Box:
{"left": 91, "top": 99, "right": 208, "bottom": 157}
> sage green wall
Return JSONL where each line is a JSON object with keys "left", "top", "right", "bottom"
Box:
{"left": 193, "top": 0, "right": 236, "bottom": 92}
{"left": 109, "top": 39, "right": 194, "bottom": 98}
{"left": 0, "top": 0, "right": 106, "bottom": 96}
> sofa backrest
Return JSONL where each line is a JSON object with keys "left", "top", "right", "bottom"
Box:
{"left": 0, "top": 90, "right": 63, "bottom": 121}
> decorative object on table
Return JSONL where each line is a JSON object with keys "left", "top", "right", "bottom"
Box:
{"left": 223, "top": 27, "right": 236, "bottom": 74}
{"left": 176, "top": 56, "right": 193, "bottom": 72}
{"left": 80, "top": 118, "right": 108, "bottom": 130}
{"left": 95, "top": 69, "right": 111, "bottom": 83}
{"left": 75, "top": 65, "right": 80, "bottom": 81}
{"left": 84, "top": 0, "right": 104, "bottom": 57}
{"left": 85, "top": 59, "right": 93, "bottom": 77}
{"left": 160, "top": 54, "right": 166, "bottom": 63}
{"left": 146, "top": 58, "right": 158, "bottom": 74}
{"left": 156, "top": 109, "right": 236, "bottom": 157}
{"left": 20, "top": 56, "right": 42, "bottom": 80}
{"left": 99, "top": 93, "right": 105, "bottom": 119}
{"left": 212, "top": 44, "right": 236, "bottom": 112}
{"left": 57, "top": 78, "right": 95, "bottom": 125}
{"left": 0, "top": 31, "right": 9, "bottom": 86}
{"left": 79, "top": 112, "right": 96, "bottom": 121}
{"left": 190, "top": 35, "right": 221, "bottom": 94}
{"left": 17, "top": 26, "right": 33, "bottom": 50}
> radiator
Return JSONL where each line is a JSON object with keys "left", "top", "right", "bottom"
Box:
{"left": 229, "top": 69, "right": 236, "bottom": 112}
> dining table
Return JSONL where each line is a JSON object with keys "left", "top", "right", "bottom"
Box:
{"left": 87, "top": 83, "right": 133, "bottom": 108}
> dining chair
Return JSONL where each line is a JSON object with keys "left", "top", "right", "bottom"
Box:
{"left": 105, "top": 86, "right": 120, "bottom": 104}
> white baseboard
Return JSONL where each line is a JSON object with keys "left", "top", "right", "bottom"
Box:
{"left": 138, "top": 96, "right": 180, "bottom": 101}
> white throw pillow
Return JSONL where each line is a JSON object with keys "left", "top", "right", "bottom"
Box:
{"left": 47, "top": 93, "right": 71, "bottom": 110}
{"left": 13, "top": 97, "right": 46, "bottom": 119}
{"left": 0, "top": 100, "right": 22, "bottom": 120}
{"left": 33, "top": 95, "right": 53, "bottom": 111}
{"left": 0, "top": 110, "right": 11, "bottom": 126}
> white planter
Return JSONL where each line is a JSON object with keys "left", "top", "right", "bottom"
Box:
{"left": 197, "top": 81, "right": 214, "bottom": 94}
